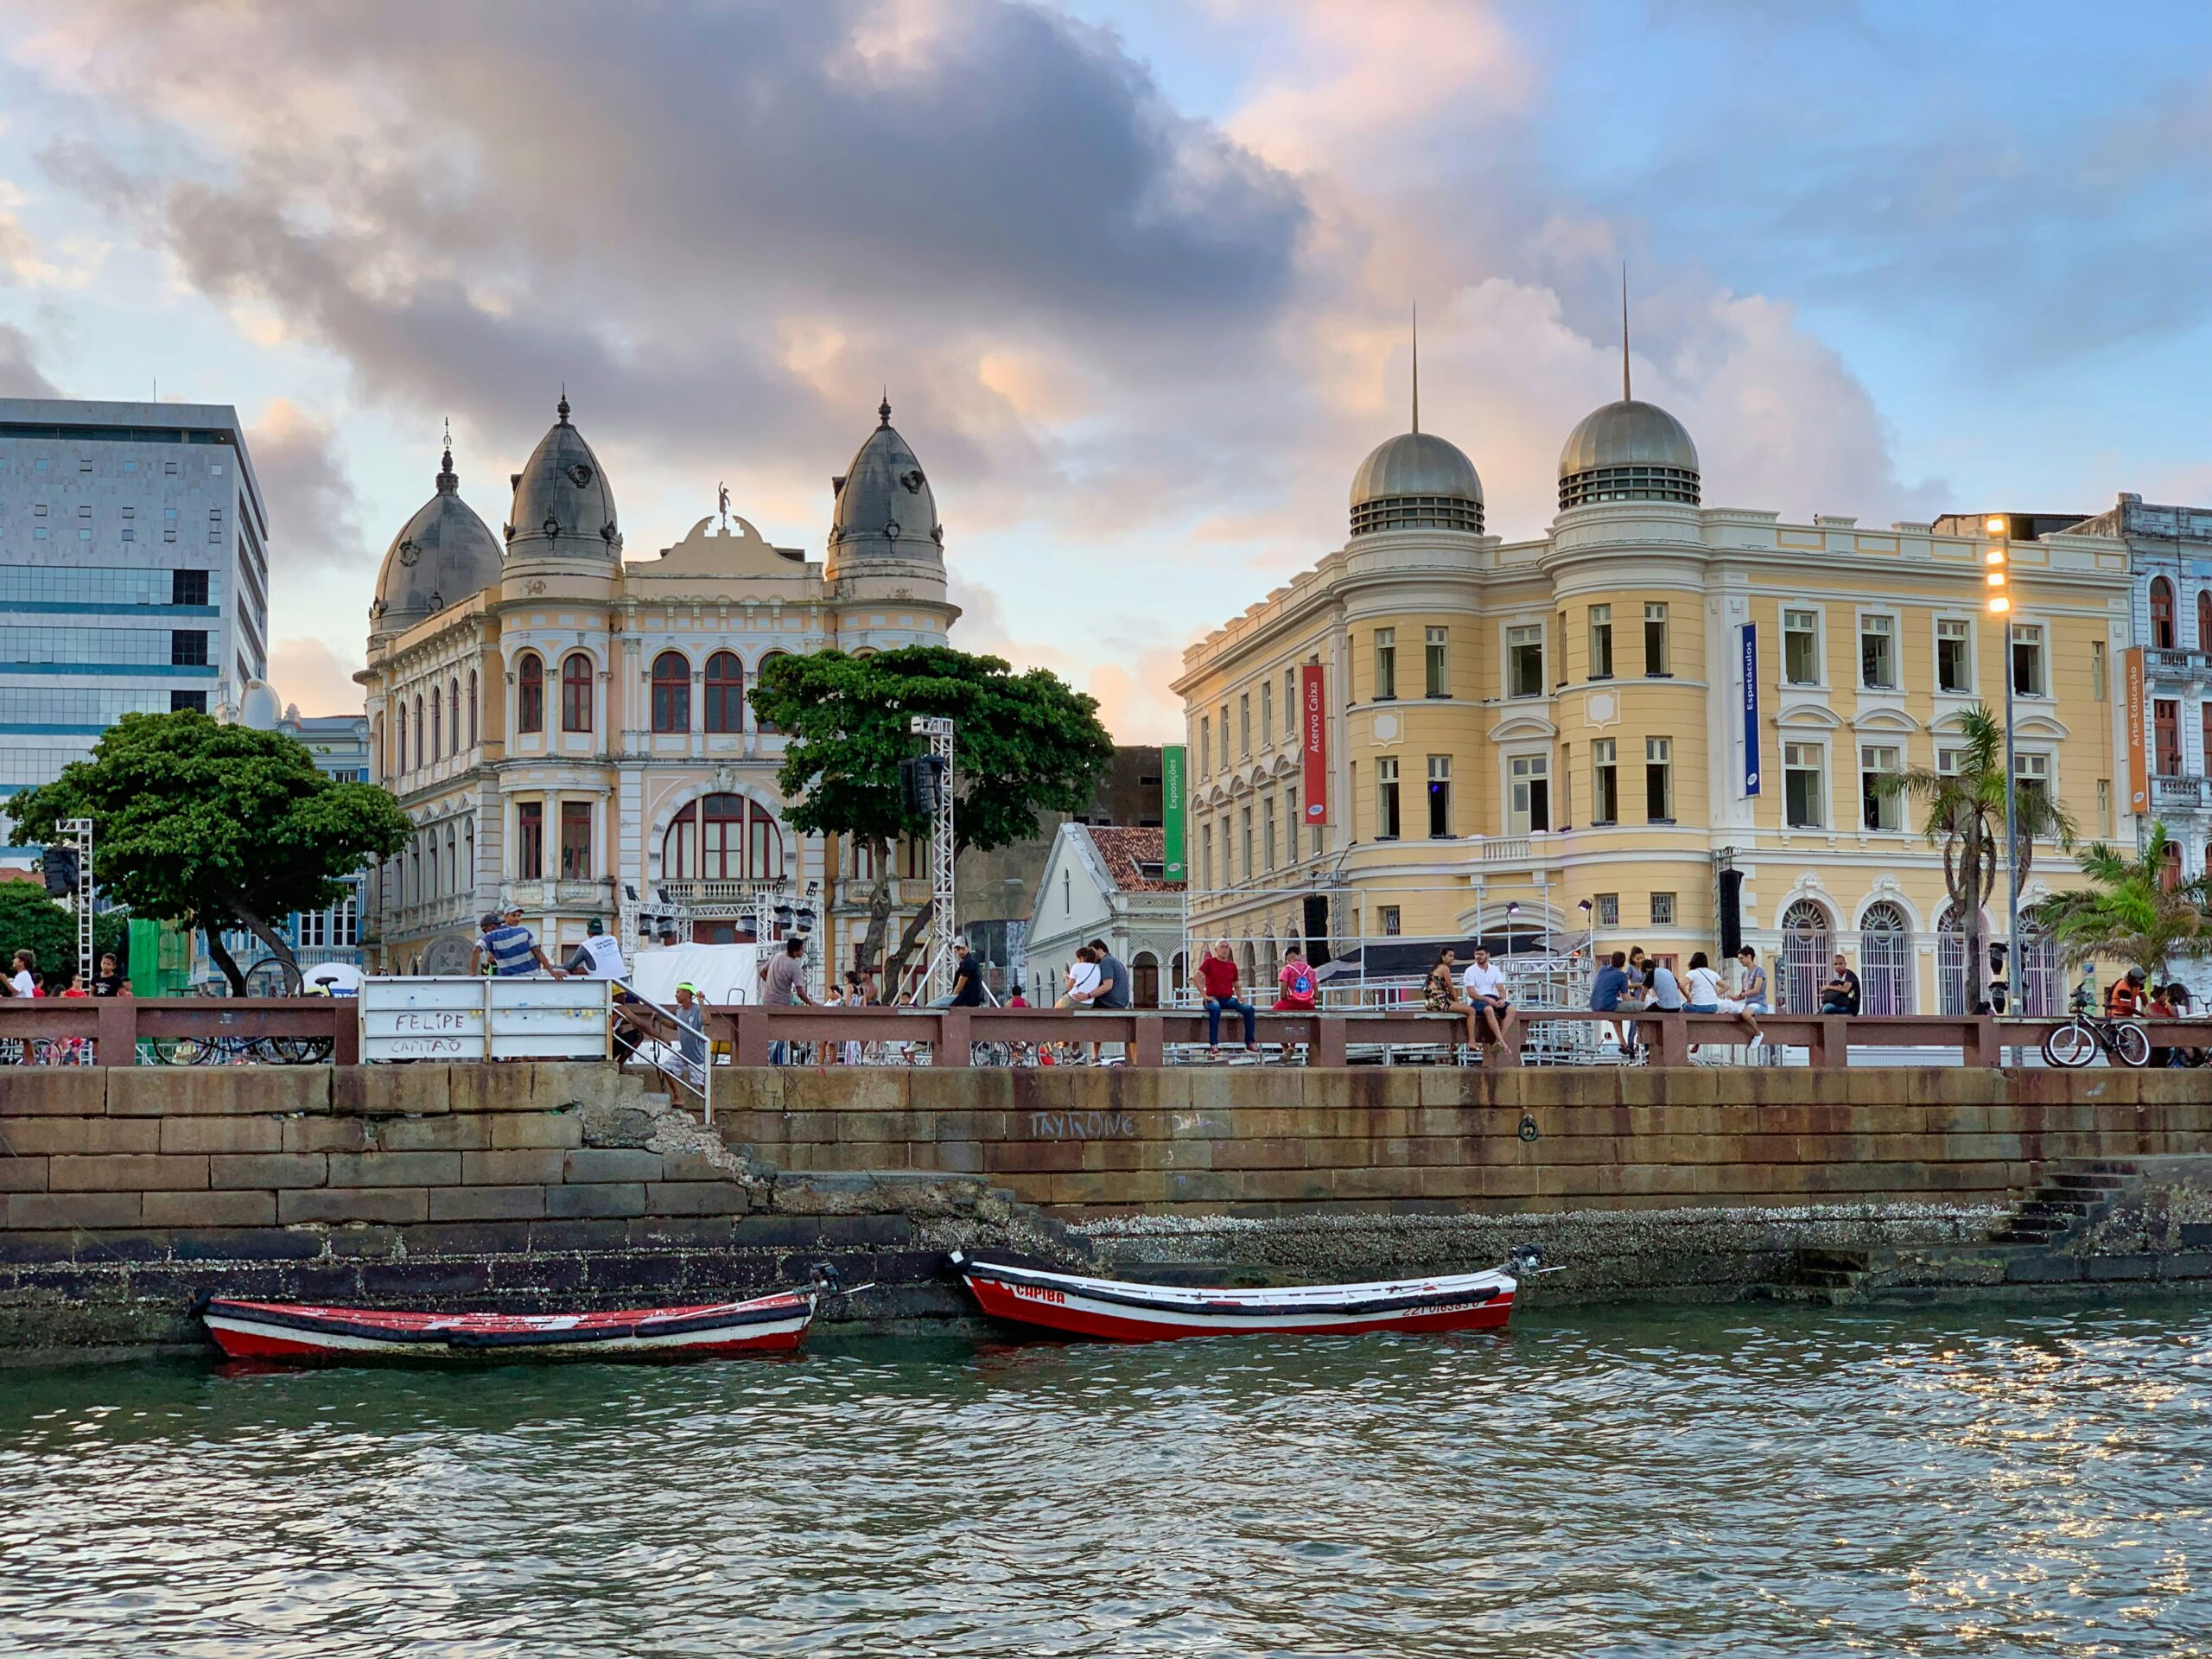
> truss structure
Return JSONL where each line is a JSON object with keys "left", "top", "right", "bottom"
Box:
{"left": 60, "top": 817, "right": 92, "bottom": 986}
{"left": 910, "top": 715, "right": 956, "bottom": 1001}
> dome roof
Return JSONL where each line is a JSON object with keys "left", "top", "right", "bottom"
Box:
{"left": 1348, "top": 430, "right": 1483, "bottom": 537}
{"left": 505, "top": 393, "right": 620, "bottom": 561}
{"left": 1558, "top": 398, "right": 1700, "bottom": 478}
{"left": 829, "top": 397, "right": 942, "bottom": 560}
{"left": 370, "top": 439, "right": 502, "bottom": 635}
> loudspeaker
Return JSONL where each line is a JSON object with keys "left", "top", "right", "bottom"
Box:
{"left": 1303, "top": 894, "right": 1330, "bottom": 962}
{"left": 1717, "top": 868, "right": 1743, "bottom": 958}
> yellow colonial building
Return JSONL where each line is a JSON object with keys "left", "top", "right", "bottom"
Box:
{"left": 1173, "top": 384, "right": 2133, "bottom": 1016}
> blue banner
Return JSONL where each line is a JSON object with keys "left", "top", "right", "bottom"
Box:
{"left": 1740, "top": 623, "right": 1761, "bottom": 797}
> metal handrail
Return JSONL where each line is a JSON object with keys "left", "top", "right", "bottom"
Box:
{"left": 608, "top": 976, "right": 715, "bottom": 1123}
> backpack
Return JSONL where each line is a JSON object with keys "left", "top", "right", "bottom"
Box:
{"left": 1287, "top": 967, "right": 1314, "bottom": 998}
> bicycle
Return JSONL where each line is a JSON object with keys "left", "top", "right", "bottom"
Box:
{"left": 2041, "top": 991, "right": 2151, "bottom": 1069}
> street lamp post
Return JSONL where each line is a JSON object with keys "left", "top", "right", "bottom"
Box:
{"left": 1987, "top": 516, "right": 2021, "bottom": 1017}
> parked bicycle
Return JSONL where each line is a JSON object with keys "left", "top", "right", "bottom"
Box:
{"left": 2041, "top": 988, "right": 2151, "bottom": 1069}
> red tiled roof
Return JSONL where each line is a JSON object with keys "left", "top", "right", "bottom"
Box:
{"left": 1084, "top": 824, "right": 1183, "bottom": 893}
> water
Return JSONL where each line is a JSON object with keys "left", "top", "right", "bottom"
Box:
{"left": 3, "top": 1299, "right": 2209, "bottom": 1657}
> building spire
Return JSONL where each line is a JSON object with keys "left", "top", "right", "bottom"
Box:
{"left": 1410, "top": 302, "right": 1420, "bottom": 435}
{"left": 556, "top": 385, "right": 571, "bottom": 424}
{"left": 879, "top": 387, "right": 892, "bottom": 427}
{"left": 436, "top": 416, "right": 457, "bottom": 493}
{"left": 1621, "top": 262, "right": 1631, "bottom": 404}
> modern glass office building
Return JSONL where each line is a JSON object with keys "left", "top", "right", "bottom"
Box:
{"left": 0, "top": 398, "right": 269, "bottom": 819}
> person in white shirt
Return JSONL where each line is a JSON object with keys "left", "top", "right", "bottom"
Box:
{"left": 1682, "top": 950, "right": 1764, "bottom": 1048}
{"left": 1059, "top": 945, "right": 1103, "bottom": 1009}
{"left": 1459, "top": 947, "right": 1514, "bottom": 1051}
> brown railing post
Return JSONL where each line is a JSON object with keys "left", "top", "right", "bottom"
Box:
{"left": 1316, "top": 1016, "right": 1348, "bottom": 1067}
{"left": 1133, "top": 1014, "right": 1165, "bottom": 1068}
{"left": 1810, "top": 1015, "right": 1847, "bottom": 1069}
{"left": 331, "top": 999, "right": 360, "bottom": 1065}
{"left": 735, "top": 1007, "right": 772, "bottom": 1068}
{"left": 1968, "top": 1015, "right": 2000, "bottom": 1067}
{"left": 937, "top": 1008, "right": 972, "bottom": 1067}
{"left": 95, "top": 995, "right": 137, "bottom": 1066}
{"left": 1649, "top": 1015, "right": 1689, "bottom": 1066}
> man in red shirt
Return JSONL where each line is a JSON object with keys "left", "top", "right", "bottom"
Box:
{"left": 1273, "top": 945, "right": 1318, "bottom": 1013}
{"left": 1196, "top": 941, "right": 1257, "bottom": 1056}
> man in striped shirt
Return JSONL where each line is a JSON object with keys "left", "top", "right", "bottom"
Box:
{"left": 467, "top": 907, "right": 564, "bottom": 978}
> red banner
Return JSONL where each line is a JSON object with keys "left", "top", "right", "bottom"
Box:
{"left": 2125, "top": 646, "right": 2147, "bottom": 816}
{"left": 1300, "top": 664, "right": 1327, "bottom": 826}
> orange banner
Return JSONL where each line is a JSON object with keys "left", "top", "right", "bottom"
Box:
{"left": 2125, "top": 646, "right": 2147, "bottom": 816}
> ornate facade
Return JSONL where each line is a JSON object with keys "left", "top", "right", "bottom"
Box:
{"left": 359, "top": 397, "right": 957, "bottom": 979}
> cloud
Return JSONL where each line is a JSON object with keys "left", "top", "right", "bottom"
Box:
{"left": 245, "top": 397, "right": 368, "bottom": 570}
{"left": 0, "top": 321, "right": 60, "bottom": 396}
{"left": 265, "top": 635, "right": 363, "bottom": 717}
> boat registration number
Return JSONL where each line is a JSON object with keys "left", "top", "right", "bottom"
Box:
{"left": 1009, "top": 1283, "right": 1067, "bottom": 1306}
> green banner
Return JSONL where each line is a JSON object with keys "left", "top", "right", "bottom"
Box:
{"left": 1161, "top": 745, "right": 1186, "bottom": 882}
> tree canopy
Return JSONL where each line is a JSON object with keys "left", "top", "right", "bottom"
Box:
{"left": 4, "top": 711, "right": 410, "bottom": 994}
{"left": 2033, "top": 822, "right": 2211, "bottom": 982}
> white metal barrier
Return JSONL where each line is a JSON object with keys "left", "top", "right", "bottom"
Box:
{"left": 360, "top": 976, "right": 612, "bottom": 1063}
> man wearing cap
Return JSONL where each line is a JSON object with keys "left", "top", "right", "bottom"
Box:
{"left": 929, "top": 936, "right": 986, "bottom": 1008}
{"left": 671, "top": 981, "right": 708, "bottom": 1079}
{"left": 467, "top": 906, "right": 563, "bottom": 978}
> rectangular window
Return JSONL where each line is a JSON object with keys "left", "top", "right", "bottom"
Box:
{"left": 1644, "top": 603, "right": 1669, "bottom": 677}
{"left": 1376, "top": 757, "right": 1401, "bottom": 839}
{"left": 1784, "top": 742, "right": 1824, "bottom": 829}
{"left": 1427, "top": 755, "right": 1452, "bottom": 838}
{"left": 1285, "top": 669, "right": 1298, "bottom": 734}
{"left": 1936, "top": 619, "right": 1972, "bottom": 693}
{"left": 517, "top": 801, "right": 544, "bottom": 879}
{"left": 2091, "top": 640, "right": 2107, "bottom": 701}
{"left": 1426, "top": 626, "right": 1448, "bottom": 697}
{"left": 1241, "top": 806, "right": 1254, "bottom": 878}
{"left": 1218, "top": 704, "right": 1230, "bottom": 771}
{"left": 1262, "top": 795, "right": 1277, "bottom": 872}
{"left": 1594, "top": 893, "right": 1619, "bottom": 927}
{"left": 2154, "top": 699, "right": 2181, "bottom": 776}
{"left": 1861, "top": 745, "right": 1903, "bottom": 830}
{"left": 169, "top": 690, "right": 207, "bottom": 714}
{"left": 1507, "top": 625, "right": 1544, "bottom": 698}
{"left": 1200, "top": 823, "right": 1213, "bottom": 890}
{"left": 1592, "top": 738, "right": 1618, "bottom": 824}
{"left": 1509, "top": 753, "right": 1550, "bottom": 833}
{"left": 1859, "top": 614, "right": 1897, "bottom": 690}
{"left": 169, "top": 629, "right": 209, "bottom": 667}
{"left": 1588, "top": 605, "right": 1613, "bottom": 680}
{"left": 1649, "top": 892, "right": 1675, "bottom": 926}
{"left": 171, "top": 569, "right": 210, "bottom": 607}
{"left": 1557, "top": 611, "right": 1569, "bottom": 685}
{"left": 2016, "top": 753, "right": 2052, "bottom": 821}
{"left": 559, "top": 801, "right": 592, "bottom": 879}
{"left": 1644, "top": 736, "right": 1673, "bottom": 821}
{"left": 1260, "top": 679, "right": 1274, "bottom": 747}
{"left": 2097, "top": 779, "right": 2112, "bottom": 837}
{"left": 1936, "top": 747, "right": 1961, "bottom": 779}
{"left": 1374, "top": 629, "right": 1397, "bottom": 701}
{"left": 1379, "top": 906, "right": 1402, "bottom": 937}
{"left": 1198, "top": 717, "right": 1211, "bottom": 775}
{"left": 1239, "top": 693, "right": 1251, "bottom": 756}
{"left": 2012, "top": 624, "right": 2046, "bottom": 696}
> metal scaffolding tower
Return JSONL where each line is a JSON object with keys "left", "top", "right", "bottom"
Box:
{"left": 910, "top": 715, "right": 956, "bottom": 1001}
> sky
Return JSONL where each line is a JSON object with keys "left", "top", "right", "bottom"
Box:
{"left": 2, "top": 0, "right": 2209, "bottom": 740}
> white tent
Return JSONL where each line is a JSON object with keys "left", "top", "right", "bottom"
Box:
{"left": 622, "top": 943, "right": 762, "bottom": 1008}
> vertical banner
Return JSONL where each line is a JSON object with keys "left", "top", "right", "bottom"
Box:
{"left": 2125, "top": 646, "right": 2148, "bottom": 816}
{"left": 1160, "top": 745, "right": 1187, "bottom": 882}
{"left": 1300, "top": 664, "right": 1328, "bottom": 825}
{"left": 1739, "top": 623, "right": 1761, "bottom": 797}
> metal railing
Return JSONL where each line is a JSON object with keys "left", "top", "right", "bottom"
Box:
{"left": 608, "top": 977, "right": 714, "bottom": 1122}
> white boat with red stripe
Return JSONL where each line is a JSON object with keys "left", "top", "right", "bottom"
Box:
{"left": 200, "top": 1274, "right": 840, "bottom": 1363}
{"left": 950, "top": 1248, "right": 1541, "bottom": 1343}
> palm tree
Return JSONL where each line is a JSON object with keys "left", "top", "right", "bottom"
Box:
{"left": 2032, "top": 822, "right": 2212, "bottom": 984}
{"left": 1876, "top": 704, "right": 2075, "bottom": 1012}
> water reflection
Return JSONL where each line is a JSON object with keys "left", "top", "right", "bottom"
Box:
{"left": 3, "top": 1298, "right": 2208, "bottom": 1656}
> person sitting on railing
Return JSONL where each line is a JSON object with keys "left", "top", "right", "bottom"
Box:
{"left": 1590, "top": 951, "right": 1629, "bottom": 1013}
{"left": 1684, "top": 950, "right": 1764, "bottom": 1052}
{"left": 1425, "top": 947, "right": 1476, "bottom": 1051}
{"left": 1198, "top": 940, "right": 1258, "bottom": 1057}
{"left": 1460, "top": 948, "right": 1515, "bottom": 1055}
{"left": 929, "top": 938, "right": 986, "bottom": 1008}
{"left": 1273, "top": 945, "right": 1318, "bottom": 1013}
{"left": 1819, "top": 953, "right": 1861, "bottom": 1015}
{"left": 1734, "top": 947, "right": 1770, "bottom": 1014}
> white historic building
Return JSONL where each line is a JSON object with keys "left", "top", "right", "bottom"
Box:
{"left": 359, "top": 395, "right": 957, "bottom": 977}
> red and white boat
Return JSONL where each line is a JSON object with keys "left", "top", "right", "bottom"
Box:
{"left": 950, "top": 1248, "right": 1537, "bottom": 1343}
{"left": 201, "top": 1287, "right": 819, "bottom": 1363}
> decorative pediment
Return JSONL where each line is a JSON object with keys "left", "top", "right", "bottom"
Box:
{"left": 1850, "top": 707, "right": 1920, "bottom": 733}
{"left": 1487, "top": 713, "right": 1558, "bottom": 742}
{"left": 2013, "top": 713, "right": 2070, "bottom": 739}
{"left": 1775, "top": 700, "right": 1843, "bottom": 728}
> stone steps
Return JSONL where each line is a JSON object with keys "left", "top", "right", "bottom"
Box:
{"left": 1991, "top": 1159, "right": 2145, "bottom": 1245}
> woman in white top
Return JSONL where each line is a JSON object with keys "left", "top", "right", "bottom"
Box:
{"left": 1682, "top": 950, "right": 1763, "bottom": 1046}
{"left": 1058, "top": 945, "right": 1101, "bottom": 1009}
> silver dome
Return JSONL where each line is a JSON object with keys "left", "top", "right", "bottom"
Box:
{"left": 1557, "top": 398, "right": 1700, "bottom": 510}
{"left": 369, "top": 442, "right": 503, "bottom": 635}
{"left": 505, "top": 393, "right": 620, "bottom": 560}
{"left": 829, "top": 397, "right": 942, "bottom": 558}
{"left": 1348, "top": 430, "right": 1483, "bottom": 537}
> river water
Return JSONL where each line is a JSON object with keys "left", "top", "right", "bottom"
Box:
{"left": 3, "top": 1297, "right": 2208, "bottom": 1657}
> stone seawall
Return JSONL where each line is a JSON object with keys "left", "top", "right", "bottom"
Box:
{"left": 3, "top": 1064, "right": 2207, "bottom": 1354}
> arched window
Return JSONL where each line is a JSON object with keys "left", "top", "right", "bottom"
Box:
{"left": 652, "top": 651, "right": 691, "bottom": 734}
{"left": 753, "top": 652, "right": 787, "bottom": 734}
{"left": 467, "top": 671, "right": 479, "bottom": 748}
{"left": 517, "top": 653, "right": 544, "bottom": 734}
{"left": 395, "top": 711, "right": 405, "bottom": 775}
{"left": 408, "top": 840, "right": 419, "bottom": 906}
{"left": 1858, "top": 900, "right": 1911, "bottom": 1015}
{"left": 373, "top": 714, "right": 385, "bottom": 781}
{"left": 2151, "top": 576, "right": 2176, "bottom": 650}
{"left": 561, "top": 652, "right": 593, "bottom": 733}
{"left": 463, "top": 816, "right": 474, "bottom": 888}
{"left": 445, "top": 824, "right": 458, "bottom": 894}
{"left": 426, "top": 828, "right": 438, "bottom": 897}
{"left": 1779, "top": 899, "right": 1834, "bottom": 1014}
{"left": 2199, "top": 590, "right": 2211, "bottom": 651}
{"left": 704, "top": 652, "right": 744, "bottom": 734}
{"left": 412, "top": 696, "right": 424, "bottom": 771}
{"left": 429, "top": 685, "right": 442, "bottom": 762}
{"left": 662, "top": 794, "right": 785, "bottom": 883}
{"left": 448, "top": 677, "right": 461, "bottom": 753}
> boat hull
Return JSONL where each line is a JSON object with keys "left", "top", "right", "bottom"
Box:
{"left": 202, "top": 1292, "right": 816, "bottom": 1363}
{"left": 953, "top": 1252, "right": 1516, "bottom": 1343}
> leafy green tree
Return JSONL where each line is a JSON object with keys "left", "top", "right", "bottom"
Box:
{"left": 0, "top": 881, "right": 75, "bottom": 986}
{"left": 4, "top": 712, "right": 410, "bottom": 995}
{"left": 1876, "top": 703, "right": 2076, "bottom": 1010}
{"left": 2032, "top": 822, "right": 2211, "bottom": 985}
{"left": 751, "top": 646, "right": 1114, "bottom": 989}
